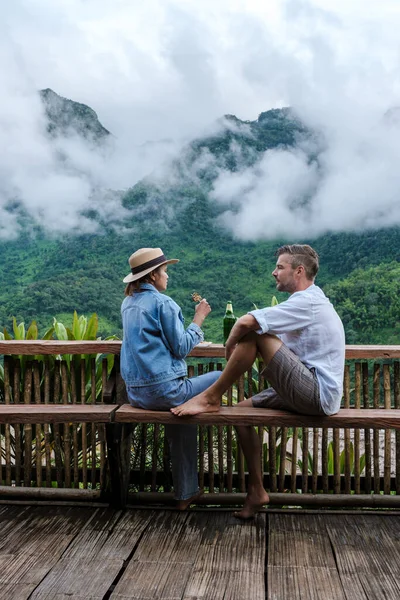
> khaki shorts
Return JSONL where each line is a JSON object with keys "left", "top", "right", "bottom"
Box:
{"left": 252, "top": 344, "right": 325, "bottom": 416}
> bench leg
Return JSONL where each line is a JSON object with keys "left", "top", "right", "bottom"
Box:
{"left": 105, "top": 423, "right": 134, "bottom": 509}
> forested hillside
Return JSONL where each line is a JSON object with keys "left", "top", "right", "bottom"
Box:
{"left": 0, "top": 90, "right": 398, "bottom": 344}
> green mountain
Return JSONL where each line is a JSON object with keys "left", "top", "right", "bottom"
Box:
{"left": 0, "top": 92, "right": 399, "bottom": 344}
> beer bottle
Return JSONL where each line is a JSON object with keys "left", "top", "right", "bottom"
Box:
{"left": 223, "top": 301, "right": 237, "bottom": 345}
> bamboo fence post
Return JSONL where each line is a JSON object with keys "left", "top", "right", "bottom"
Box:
{"left": 312, "top": 428, "right": 318, "bottom": 494}
{"left": 90, "top": 357, "right": 96, "bottom": 488}
{"left": 53, "top": 360, "right": 62, "bottom": 487}
{"left": 354, "top": 362, "right": 361, "bottom": 494}
{"left": 4, "top": 357, "right": 11, "bottom": 486}
{"left": 394, "top": 361, "right": 400, "bottom": 495}
{"left": 44, "top": 360, "right": 52, "bottom": 487}
{"left": 226, "top": 384, "right": 233, "bottom": 493}
{"left": 301, "top": 428, "right": 309, "bottom": 494}
{"left": 333, "top": 428, "right": 341, "bottom": 493}
{"left": 279, "top": 427, "right": 288, "bottom": 493}
{"left": 258, "top": 360, "right": 265, "bottom": 479}
{"left": 80, "top": 358, "right": 88, "bottom": 488}
{"left": 23, "top": 361, "right": 33, "bottom": 488}
{"left": 373, "top": 363, "right": 381, "bottom": 494}
{"left": 363, "top": 362, "right": 371, "bottom": 493}
{"left": 237, "top": 374, "right": 245, "bottom": 493}
{"left": 13, "top": 359, "right": 22, "bottom": 486}
{"left": 70, "top": 358, "right": 79, "bottom": 487}
{"left": 99, "top": 358, "right": 108, "bottom": 490}
{"left": 383, "top": 364, "right": 391, "bottom": 494}
{"left": 207, "top": 362, "right": 215, "bottom": 494}
{"left": 61, "top": 360, "right": 71, "bottom": 488}
{"left": 343, "top": 365, "right": 351, "bottom": 494}
{"left": 291, "top": 427, "right": 298, "bottom": 493}
{"left": 139, "top": 424, "right": 147, "bottom": 492}
{"left": 151, "top": 424, "right": 160, "bottom": 492}
{"left": 218, "top": 362, "right": 224, "bottom": 492}
{"left": 33, "top": 361, "right": 42, "bottom": 488}
{"left": 269, "top": 426, "right": 277, "bottom": 493}
{"left": 198, "top": 363, "right": 204, "bottom": 490}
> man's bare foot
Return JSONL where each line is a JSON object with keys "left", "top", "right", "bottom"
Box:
{"left": 176, "top": 489, "right": 203, "bottom": 511}
{"left": 233, "top": 490, "right": 270, "bottom": 521}
{"left": 171, "top": 391, "right": 221, "bottom": 416}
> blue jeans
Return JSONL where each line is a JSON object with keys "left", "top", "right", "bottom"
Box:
{"left": 126, "top": 370, "right": 222, "bottom": 500}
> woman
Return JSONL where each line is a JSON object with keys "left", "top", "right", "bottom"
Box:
{"left": 121, "top": 247, "right": 221, "bottom": 510}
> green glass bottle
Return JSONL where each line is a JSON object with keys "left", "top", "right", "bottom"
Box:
{"left": 223, "top": 301, "right": 237, "bottom": 345}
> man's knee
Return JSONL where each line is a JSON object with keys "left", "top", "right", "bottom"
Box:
{"left": 256, "top": 334, "right": 283, "bottom": 364}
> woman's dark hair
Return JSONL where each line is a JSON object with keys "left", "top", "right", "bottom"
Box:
{"left": 124, "top": 266, "right": 163, "bottom": 296}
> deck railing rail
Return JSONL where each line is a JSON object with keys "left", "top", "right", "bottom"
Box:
{"left": 1, "top": 341, "right": 400, "bottom": 504}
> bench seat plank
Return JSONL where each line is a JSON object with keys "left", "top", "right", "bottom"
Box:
{"left": 114, "top": 406, "right": 400, "bottom": 430}
{"left": 0, "top": 405, "right": 118, "bottom": 424}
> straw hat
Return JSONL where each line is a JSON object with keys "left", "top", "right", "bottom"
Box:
{"left": 123, "top": 248, "right": 179, "bottom": 283}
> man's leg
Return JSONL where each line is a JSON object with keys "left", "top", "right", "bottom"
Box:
{"left": 234, "top": 398, "right": 270, "bottom": 519}
{"left": 171, "top": 332, "right": 282, "bottom": 416}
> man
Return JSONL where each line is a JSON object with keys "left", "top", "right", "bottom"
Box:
{"left": 171, "top": 244, "right": 345, "bottom": 519}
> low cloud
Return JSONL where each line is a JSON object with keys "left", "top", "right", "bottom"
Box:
{"left": 1, "top": 0, "right": 400, "bottom": 239}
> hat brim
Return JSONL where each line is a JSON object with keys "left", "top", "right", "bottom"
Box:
{"left": 123, "top": 259, "right": 179, "bottom": 283}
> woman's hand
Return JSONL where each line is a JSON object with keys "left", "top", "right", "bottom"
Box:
{"left": 192, "top": 298, "right": 211, "bottom": 327}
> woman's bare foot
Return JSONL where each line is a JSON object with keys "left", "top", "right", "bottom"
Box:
{"left": 233, "top": 490, "right": 270, "bottom": 521}
{"left": 171, "top": 391, "right": 221, "bottom": 416}
{"left": 176, "top": 489, "right": 203, "bottom": 511}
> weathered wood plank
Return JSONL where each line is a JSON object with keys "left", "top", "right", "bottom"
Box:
{"left": 114, "top": 406, "right": 400, "bottom": 429}
{"left": 31, "top": 509, "right": 154, "bottom": 600}
{"left": 182, "top": 513, "right": 265, "bottom": 600}
{"left": 2, "top": 340, "right": 400, "bottom": 359}
{"left": 327, "top": 514, "right": 400, "bottom": 600}
{"left": 0, "top": 405, "right": 117, "bottom": 424}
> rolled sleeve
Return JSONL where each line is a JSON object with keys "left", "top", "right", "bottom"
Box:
{"left": 248, "top": 309, "right": 270, "bottom": 335}
{"left": 248, "top": 295, "right": 313, "bottom": 336}
{"left": 159, "top": 299, "right": 204, "bottom": 358}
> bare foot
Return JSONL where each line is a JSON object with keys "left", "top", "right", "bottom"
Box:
{"left": 233, "top": 490, "right": 270, "bottom": 521}
{"left": 171, "top": 391, "right": 221, "bottom": 416}
{"left": 176, "top": 489, "right": 203, "bottom": 511}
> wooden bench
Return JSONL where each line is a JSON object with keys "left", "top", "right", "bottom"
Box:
{"left": 0, "top": 404, "right": 118, "bottom": 424}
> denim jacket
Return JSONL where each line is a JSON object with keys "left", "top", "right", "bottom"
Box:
{"left": 120, "top": 283, "right": 204, "bottom": 386}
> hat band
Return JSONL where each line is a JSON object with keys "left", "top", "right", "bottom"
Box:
{"left": 130, "top": 254, "right": 167, "bottom": 275}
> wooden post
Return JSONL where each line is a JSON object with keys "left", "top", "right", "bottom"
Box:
{"left": 103, "top": 358, "right": 134, "bottom": 508}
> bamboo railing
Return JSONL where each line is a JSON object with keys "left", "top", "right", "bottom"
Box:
{"left": 1, "top": 341, "right": 400, "bottom": 506}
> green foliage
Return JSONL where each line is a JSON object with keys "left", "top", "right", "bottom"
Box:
{"left": 0, "top": 104, "right": 400, "bottom": 346}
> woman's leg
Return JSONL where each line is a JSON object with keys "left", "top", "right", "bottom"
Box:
{"left": 165, "top": 370, "right": 222, "bottom": 506}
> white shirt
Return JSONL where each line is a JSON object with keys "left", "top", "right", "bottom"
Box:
{"left": 249, "top": 284, "right": 345, "bottom": 415}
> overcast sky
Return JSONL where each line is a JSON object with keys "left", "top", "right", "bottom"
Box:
{"left": 2, "top": 0, "right": 400, "bottom": 239}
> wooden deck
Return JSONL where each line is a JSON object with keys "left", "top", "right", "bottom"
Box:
{"left": 0, "top": 506, "right": 399, "bottom": 599}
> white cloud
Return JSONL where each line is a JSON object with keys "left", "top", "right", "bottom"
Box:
{"left": 1, "top": 0, "right": 400, "bottom": 238}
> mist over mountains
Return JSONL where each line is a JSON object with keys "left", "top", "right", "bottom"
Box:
{"left": 1, "top": 89, "right": 400, "bottom": 345}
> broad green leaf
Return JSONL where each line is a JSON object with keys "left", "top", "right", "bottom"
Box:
{"left": 13, "top": 317, "right": 25, "bottom": 340}
{"left": 3, "top": 327, "right": 13, "bottom": 340}
{"left": 72, "top": 311, "right": 80, "bottom": 340}
{"left": 26, "top": 321, "right": 39, "bottom": 340}
{"left": 78, "top": 315, "right": 87, "bottom": 338}
{"left": 0, "top": 332, "right": 4, "bottom": 340}
{"left": 66, "top": 327, "right": 75, "bottom": 341}
{"left": 53, "top": 319, "right": 68, "bottom": 341}
{"left": 271, "top": 296, "right": 279, "bottom": 306}
{"left": 85, "top": 314, "right": 98, "bottom": 340}
{"left": 18, "top": 322, "right": 25, "bottom": 339}
{"left": 359, "top": 454, "right": 366, "bottom": 475}
{"left": 42, "top": 327, "right": 55, "bottom": 340}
